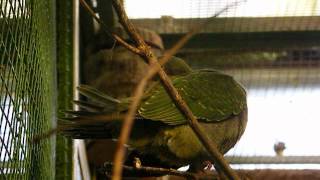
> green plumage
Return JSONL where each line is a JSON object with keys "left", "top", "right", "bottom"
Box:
{"left": 139, "top": 69, "right": 246, "bottom": 125}
{"left": 60, "top": 69, "right": 247, "bottom": 170}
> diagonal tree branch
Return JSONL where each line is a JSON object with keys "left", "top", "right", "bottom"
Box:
{"left": 111, "top": 0, "right": 149, "bottom": 53}
{"left": 110, "top": 0, "right": 243, "bottom": 180}
{"left": 79, "top": 0, "right": 143, "bottom": 55}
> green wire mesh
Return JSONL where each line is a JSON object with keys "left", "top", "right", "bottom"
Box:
{"left": 0, "top": 0, "right": 56, "bottom": 179}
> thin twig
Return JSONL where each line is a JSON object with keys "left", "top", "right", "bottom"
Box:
{"left": 79, "top": 0, "right": 142, "bottom": 55}
{"left": 31, "top": 127, "right": 64, "bottom": 144}
{"left": 102, "top": 162, "right": 218, "bottom": 180}
{"left": 111, "top": 73, "right": 150, "bottom": 180}
{"left": 111, "top": 0, "right": 148, "bottom": 52}
{"left": 110, "top": 0, "right": 243, "bottom": 180}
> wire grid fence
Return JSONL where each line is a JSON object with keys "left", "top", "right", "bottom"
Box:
{"left": 0, "top": 0, "right": 56, "bottom": 179}
{"left": 125, "top": 0, "right": 320, "bottom": 169}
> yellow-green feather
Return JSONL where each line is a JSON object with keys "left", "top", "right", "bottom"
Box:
{"left": 138, "top": 70, "right": 246, "bottom": 125}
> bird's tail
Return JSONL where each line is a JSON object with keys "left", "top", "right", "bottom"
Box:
{"left": 59, "top": 85, "right": 127, "bottom": 139}
{"left": 77, "top": 85, "right": 130, "bottom": 113}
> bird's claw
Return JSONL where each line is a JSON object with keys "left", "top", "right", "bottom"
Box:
{"left": 133, "top": 157, "right": 142, "bottom": 168}
{"left": 202, "top": 160, "right": 213, "bottom": 170}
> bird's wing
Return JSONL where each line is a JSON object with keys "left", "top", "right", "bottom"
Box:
{"left": 138, "top": 70, "right": 247, "bottom": 125}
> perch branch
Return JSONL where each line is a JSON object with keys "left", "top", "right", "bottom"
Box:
{"left": 102, "top": 162, "right": 218, "bottom": 180}
{"left": 110, "top": 0, "right": 242, "bottom": 180}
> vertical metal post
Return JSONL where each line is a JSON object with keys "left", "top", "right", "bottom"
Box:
{"left": 56, "top": 0, "right": 74, "bottom": 179}
{"left": 72, "top": 0, "right": 91, "bottom": 179}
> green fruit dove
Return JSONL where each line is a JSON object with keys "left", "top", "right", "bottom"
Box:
{"left": 60, "top": 69, "right": 247, "bottom": 171}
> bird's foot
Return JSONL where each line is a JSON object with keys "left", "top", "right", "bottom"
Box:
{"left": 188, "top": 161, "right": 214, "bottom": 175}
{"left": 133, "top": 157, "right": 142, "bottom": 168}
{"left": 202, "top": 160, "right": 213, "bottom": 170}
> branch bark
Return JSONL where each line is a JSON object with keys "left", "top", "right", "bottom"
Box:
{"left": 79, "top": 0, "right": 142, "bottom": 55}
{"left": 102, "top": 162, "right": 218, "bottom": 180}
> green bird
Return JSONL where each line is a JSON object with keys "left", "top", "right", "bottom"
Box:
{"left": 60, "top": 69, "right": 247, "bottom": 171}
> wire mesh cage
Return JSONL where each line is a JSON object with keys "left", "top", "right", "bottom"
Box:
{"left": 0, "top": 0, "right": 56, "bottom": 179}
{"left": 122, "top": 0, "right": 320, "bottom": 171}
